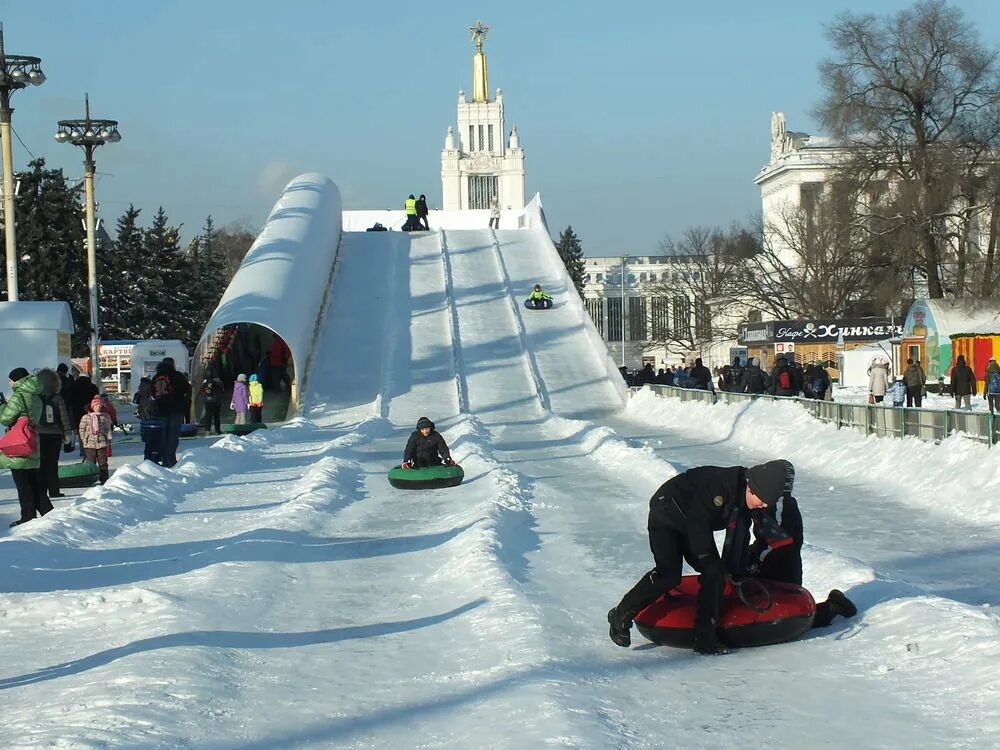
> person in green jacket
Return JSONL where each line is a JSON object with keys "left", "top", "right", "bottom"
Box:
{"left": 1, "top": 367, "right": 52, "bottom": 527}
{"left": 527, "top": 284, "right": 553, "bottom": 309}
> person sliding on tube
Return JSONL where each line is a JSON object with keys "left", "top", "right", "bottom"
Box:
{"left": 608, "top": 460, "right": 857, "bottom": 654}
{"left": 402, "top": 417, "right": 454, "bottom": 469}
{"left": 528, "top": 284, "right": 552, "bottom": 309}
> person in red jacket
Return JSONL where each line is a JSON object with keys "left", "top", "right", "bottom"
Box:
{"left": 268, "top": 336, "right": 291, "bottom": 391}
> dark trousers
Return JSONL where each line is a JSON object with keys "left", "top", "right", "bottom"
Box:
{"left": 248, "top": 405, "right": 263, "bottom": 423}
{"left": 418, "top": 214, "right": 429, "bottom": 230}
{"left": 11, "top": 468, "right": 50, "bottom": 522}
{"left": 160, "top": 412, "right": 184, "bottom": 468}
{"left": 39, "top": 433, "right": 63, "bottom": 497}
{"left": 616, "top": 519, "right": 722, "bottom": 632}
{"left": 488, "top": 216, "right": 500, "bottom": 229}
{"left": 203, "top": 401, "right": 222, "bottom": 433}
{"left": 988, "top": 395, "right": 1000, "bottom": 414}
{"left": 906, "top": 387, "right": 923, "bottom": 407}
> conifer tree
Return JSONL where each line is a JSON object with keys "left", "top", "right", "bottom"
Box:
{"left": 136, "top": 207, "right": 193, "bottom": 345}
{"left": 100, "top": 205, "right": 145, "bottom": 340}
{"left": 2, "top": 159, "right": 88, "bottom": 342}
{"left": 556, "top": 225, "right": 586, "bottom": 296}
{"left": 191, "top": 215, "right": 227, "bottom": 330}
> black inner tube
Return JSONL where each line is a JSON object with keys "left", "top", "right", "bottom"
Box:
{"left": 735, "top": 577, "right": 773, "bottom": 613}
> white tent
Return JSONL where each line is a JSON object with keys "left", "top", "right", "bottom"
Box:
{"left": 0, "top": 301, "right": 74, "bottom": 395}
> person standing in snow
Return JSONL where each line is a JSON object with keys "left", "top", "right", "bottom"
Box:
{"left": 79, "top": 396, "right": 113, "bottom": 485}
{"left": 868, "top": 359, "right": 890, "bottom": 403}
{"left": 231, "top": 374, "right": 249, "bottom": 424}
{"left": 200, "top": 370, "right": 225, "bottom": 435}
{"left": 688, "top": 357, "right": 714, "bottom": 392}
{"left": 488, "top": 197, "right": 501, "bottom": 230}
{"left": 769, "top": 356, "right": 797, "bottom": 397}
{"left": 984, "top": 357, "right": 1000, "bottom": 414}
{"left": 415, "top": 194, "right": 430, "bottom": 231}
{"left": 903, "top": 358, "right": 926, "bottom": 408}
{"left": 402, "top": 416, "right": 454, "bottom": 468}
{"left": 740, "top": 357, "right": 769, "bottom": 395}
{"left": 1, "top": 368, "right": 50, "bottom": 527}
{"left": 950, "top": 355, "right": 976, "bottom": 410}
{"left": 36, "top": 368, "right": 73, "bottom": 500}
{"left": 608, "top": 460, "right": 798, "bottom": 654}
{"left": 403, "top": 194, "right": 418, "bottom": 231}
{"left": 247, "top": 374, "right": 264, "bottom": 423}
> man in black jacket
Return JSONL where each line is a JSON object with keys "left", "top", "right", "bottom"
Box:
{"left": 608, "top": 460, "right": 796, "bottom": 654}
{"left": 739, "top": 357, "right": 769, "bottom": 394}
{"left": 402, "top": 416, "right": 454, "bottom": 468}
{"left": 415, "top": 194, "right": 430, "bottom": 230}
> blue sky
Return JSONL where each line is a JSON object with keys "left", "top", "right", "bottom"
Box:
{"left": 3, "top": 1, "right": 1000, "bottom": 256}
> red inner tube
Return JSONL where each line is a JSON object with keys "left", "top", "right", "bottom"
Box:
{"left": 634, "top": 574, "right": 816, "bottom": 649}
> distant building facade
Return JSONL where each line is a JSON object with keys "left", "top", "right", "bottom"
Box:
{"left": 441, "top": 22, "right": 525, "bottom": 211}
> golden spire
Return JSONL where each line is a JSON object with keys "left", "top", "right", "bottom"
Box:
{"left": 469, "top": 20, "right": 490, "bottom": 103}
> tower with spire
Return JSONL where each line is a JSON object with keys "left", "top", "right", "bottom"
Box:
{"left": 441, "top": 21, "right": 525, "bottom": 211}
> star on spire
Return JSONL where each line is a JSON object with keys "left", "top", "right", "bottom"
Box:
{"left": 469, "top": 20, "right": 490, "bottom": 51}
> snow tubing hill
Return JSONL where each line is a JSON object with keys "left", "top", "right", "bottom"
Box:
{"left": 222, "top": 423, "right": 268, "bottom": 436}
{"left": 634, "top": 575, "right": 816, "bottom": 649}
{"left": 387, "top": 464, "right": 465, "bottom": 490}
{"left": 524, "top": 298, "right": 553, "bottom": 310}
{"left": 59, "top": 461, "right": 100, "bottom": 489}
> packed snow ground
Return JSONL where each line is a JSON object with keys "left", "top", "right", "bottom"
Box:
{"left": 1, "top": 228, "right": 999, "bottom": 748}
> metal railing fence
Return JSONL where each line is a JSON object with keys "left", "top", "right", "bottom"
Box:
{"left": 643, "top": 385, "right": 999, "bottom": 447}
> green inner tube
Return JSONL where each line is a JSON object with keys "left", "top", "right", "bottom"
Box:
{"left": 221, "top": 423, "right": 268, "bottom": 435}
{"left": 387, "top": 464, "right": 464, "bottom": 490}
{"left": 59, "top": 461, "right": 100, "bottom": 488}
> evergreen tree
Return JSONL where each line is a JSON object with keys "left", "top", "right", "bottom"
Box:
{"left": 556, "top": 225, "right": 586, "bottom": 296}
{"left": 100, "top": 205, "right": 145, "bottom": 340}
{"left": 190, "top": 215, "right": 227, "bottom": 336}
{"left": 136, "top": 207, "right": 193, "bottom": 346}
{"left": 2, "top": 159, "right": 88, "bottom": 343}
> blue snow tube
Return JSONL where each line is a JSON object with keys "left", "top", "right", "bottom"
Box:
{"left": 524, "top": 298, "right": 553, "bottom": 310}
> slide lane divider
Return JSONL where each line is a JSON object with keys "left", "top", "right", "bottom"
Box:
{"left": 439, "top": 230, "right": 470, "bottom": 415}
{"left": 490, "top": 229, "right": 552, "bottom": 413}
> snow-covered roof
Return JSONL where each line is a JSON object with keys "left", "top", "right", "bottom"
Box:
{"left": 0, "top": 301, "right": 74, "bottom": 332}
{"left": 949, "top": 316, "right": 1000, "bottom": 338}
{"left": 922, "top": 298, "right": 1000, "bottom": 338}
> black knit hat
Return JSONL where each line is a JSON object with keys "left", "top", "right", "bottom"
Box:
{"left": 747, "top": 460, "right": 795, "bottom": 506}
{"left": 416, "top": 416, "right": 434, "bottom": 431}
{"left": 8, "top": 367, "right": 29, "bottom": 382}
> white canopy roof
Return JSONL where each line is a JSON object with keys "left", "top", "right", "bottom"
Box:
{"left": 0, "top": 301, "right": 74, "bottom": 332}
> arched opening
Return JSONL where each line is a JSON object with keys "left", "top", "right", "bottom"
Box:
{"left": 191, "top": 322, "right": 295, "bottom": 429}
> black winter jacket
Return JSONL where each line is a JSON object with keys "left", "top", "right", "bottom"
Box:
{"left": 740, "top": 365, "right": 769, "bottom": 394}
{"left": 403, "top": 429, "right": 452, "bottom": 467}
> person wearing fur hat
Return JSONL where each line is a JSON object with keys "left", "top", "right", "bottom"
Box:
{"left": 610, "top": 460, "right": 797, "bottom": 654}
{"left": 79, "top": 396, "right": 113, "bottom": 484}
{"left": 401, "top": 416, "right": 454, "bottom": 469}
{"left": 1, "top": 367, "right": 51, "bottom": 526}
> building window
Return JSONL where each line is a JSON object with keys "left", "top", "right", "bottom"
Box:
{"left": 583, "top": 274, "right": 591, "bottom": 283}
{"left": 478, "top": 124, "right": 484, "bottom": 151}
{"left": 629, "top": 297, "right": 647, "bottom": 341}
{"left": 695, "top": 299, "right": 712, "bottom": 340}
{"left": 661, "top": 272, "right": 669, "bottom": 281}
{"left": 488, "top": 124, "right": 494, "bottom": 152}
{"left": 673, "top": 296, "right": 691, "bottom": 340}
{"left": 585, "top": 297, "right": 604, "bottom": 336}
{"left": 747, "top": 310, "right": 762, "bottom": 323}
{"left": 639, "top": 272, "right": 647, "bottom": 282}
{"left": 596, "top": 273, "right": 603, "bottom": 282}
{"left": 468, "top": 175, "right": 498, "bottom": 209}
{"left": 469, "top": 125, "right": 475, "bottom": 152}
{"left": 651, "top": 297, "right": 670, "bottom": 339}
{"left": 607, "top": 297, "right": 623, "bottom": 341}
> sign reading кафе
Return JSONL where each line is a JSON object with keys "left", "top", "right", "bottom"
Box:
{"left": 739, "top": 319, "right": 903, "bottom": 345}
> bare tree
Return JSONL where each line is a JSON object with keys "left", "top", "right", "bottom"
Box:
{"left": 745, "top": 192, "right": 907, "bottom": 319}
{"left": 212, "top": 222, "right": 258, "bottom": 280}
{"left": 645, "top": 226, "right": 751, "bottom": 353}
{"left": 816, "top": 0, "right": 1000, "bottom": 298}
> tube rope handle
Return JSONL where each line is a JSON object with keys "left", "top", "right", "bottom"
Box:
{"left": 734, "top": 577, "right": 773, "bottom": 613}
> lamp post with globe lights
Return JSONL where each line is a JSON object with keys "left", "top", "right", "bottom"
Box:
{"left": 0, "top": 26, "right": 45, "bottom": 301}
{"left": 55, "top": 95, "right": 121, "bottom": 380}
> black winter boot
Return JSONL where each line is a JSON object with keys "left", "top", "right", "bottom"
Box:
{"left": 99, "top": 467, "right": 109, "bottom": 485}
{"left": 826, "top": 589, "right": 857, "bottom": 619}
{"left": 608, "top": 608, "right": 632, "bottom": 648}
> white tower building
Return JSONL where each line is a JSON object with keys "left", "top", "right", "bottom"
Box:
{"left": 441, "top": 21, "right": 526, "bottom": 211}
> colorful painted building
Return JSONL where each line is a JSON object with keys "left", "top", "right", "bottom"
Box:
{"left": 950, "top": 321, "right": 1000, "bottom": 383}
{"left": 901, "top": 299, "right": 1000, "bottom": 382}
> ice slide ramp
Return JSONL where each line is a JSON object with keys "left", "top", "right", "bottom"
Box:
{"left": 302, "top": 220, "right": 625, "bottom": 422}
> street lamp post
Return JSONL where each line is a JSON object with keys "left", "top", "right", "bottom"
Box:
{"left": 55, "top": 95, "right": 121, "bottom": 380}
{"left": 620, "top": 256, "right": 626, "bottom": 367}
{"left": 0, "top": 25, "right": 45, "bottom": 301}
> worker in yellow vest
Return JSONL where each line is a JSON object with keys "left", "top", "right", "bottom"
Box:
{"left": 404, "top": 194, "right": 417, "bottom": 231}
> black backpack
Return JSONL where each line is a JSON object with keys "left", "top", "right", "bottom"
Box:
{"left": 726, "top": 365, "right": 744, "bottom": 387}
